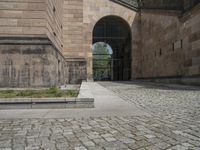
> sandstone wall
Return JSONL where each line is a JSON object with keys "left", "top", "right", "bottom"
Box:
{"left": 83, "top": 0, "right": 139, "bottom": 80}
{"left": 181, "top": 5, "right": 200, "bottom": 77}
{"left": 0, "top": 0, "right": 46, "bottom": 37}
{"left": 0, "top": 0, "right": 199, "bottom": 85}
{"left": 140, "top": 10, "right": 182, "bottom": 78}
{"left": 140, "top": 4, "right": 200, "bottom": 79}
{"left": 63, "top": 0, "right": 83, "bottom": 58}
{"left": 46, "top": 0, "right": 64, "bottom": 51}
{"left": 62, "top": 0, "right": 139, "bottom": 80}
{"left": 0, "top": 0, "right": 64, "bottom": 51}
{"left": 131, "top": 13, "right": 142, "bottom": 79}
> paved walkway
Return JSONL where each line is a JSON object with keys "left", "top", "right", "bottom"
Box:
{"left": 0, "top": 82, "right": 200, "bottom": 150}
{"left": 0, "top": 82, "right": 146, "bottom": 119}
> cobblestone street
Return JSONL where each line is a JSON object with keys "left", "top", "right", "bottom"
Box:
{"left": 0, "top": 82, "right": 200, "bottom": 150}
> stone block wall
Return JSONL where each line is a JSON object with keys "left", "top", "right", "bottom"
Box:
{"left": 83, "top": 0, "right": 138, "bottom": 80}
{"left": 0, "top": 0, "right": 46, "bottom": 36}
{"left": 0, "top": 0, "right": 64, "bottom": 51}
{"left": 66, "top": 58, "right": 87, "bottom": 84}
{"left": 139, "top": 4, "right": 200, "bottom": 80}
{"left": 131, "top": 13, "right": 142, "bottom": 79}
{"left": 62, "top": 0, "right": 139, "bottom": 81}
{"left": 140, "top": 10, "right": 183, "bottom": 78}
{"left": 0, "top": 38, "right": 67, "bottom": 87}
{"left": 46, "top": 0, "right": 64, "bottom": 51}
{"left": 0, "top": 0, "right": 67, "bottom": 87}
{"left": 0, "top": 0, "right": 199, "bottom": 86}
{"left": 63, "top": 0, "right": 84, "bottom": 58}
{"left": 62, "top": 0, "right": 200, "bottom": 83}
{"left": 181, "top": 5, "right": 200, "bottom": 77}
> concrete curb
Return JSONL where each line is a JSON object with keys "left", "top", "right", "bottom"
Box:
{"left": 78, "top": 81, "right": 94, "bottom": 99}
{"left": 0, "top": 97, "right": 94, "bottom": 104}
{"left": 0, "top": 97, "right": 94, "bottom": 109}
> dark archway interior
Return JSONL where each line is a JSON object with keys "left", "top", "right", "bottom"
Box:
{"left": 93, "top": 16, "right": 131, "bottom": 81}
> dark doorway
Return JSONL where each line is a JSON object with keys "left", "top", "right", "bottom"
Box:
{"left": 93, "top": 16, "right": 131, "bottom": 81}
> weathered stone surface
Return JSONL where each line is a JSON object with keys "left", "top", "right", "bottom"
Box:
{"left": 66, "top": 58, "right": 87, "bottom": 84}
{"left": 0, "top": 37, "right": 67, "bottom": 87}
{"left": 140, "top": 5, "right": 200, "bottom": 79}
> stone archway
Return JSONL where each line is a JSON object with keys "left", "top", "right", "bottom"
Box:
{"left": 82, "top": 0, "right": 139, "bottom": 81}
{"left": 92, "top": 16, "right": 132, "bottom": 81}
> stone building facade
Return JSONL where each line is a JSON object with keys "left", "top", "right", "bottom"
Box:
{"left": 0, "top": 0, "right": 199, "bottom": 87}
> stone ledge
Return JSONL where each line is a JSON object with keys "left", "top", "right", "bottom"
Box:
{"left": 0, "top": 97, "right": 94, "bottom": 109}
{"left": 0, "top": 37, "right": 51, "bottom": 45}
{"left": 0, "top": 97, "right": 94, "bottom": 104}
{"left": 78, "top": 81, "right": 94, "bottom": 99}
{"left": 76, "top": 98, "right": 94, "bottom": 102}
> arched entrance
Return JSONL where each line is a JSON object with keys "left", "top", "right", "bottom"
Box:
{"left": 92, "top": 16, "right": 131, "bottom": 81}
{"left": 92, "top": 42, "right": 113, "bottom": 81}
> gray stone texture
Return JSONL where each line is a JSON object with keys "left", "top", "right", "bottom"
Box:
{"left": 0, "top": 37, "right": 68, "bottom": 88}
{"left": 66, "top": 59, "right": 87, "bottom": 84}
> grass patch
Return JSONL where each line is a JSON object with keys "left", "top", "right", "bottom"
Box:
{"left": 0, "top": 87, "right": 79, "bottom": 98}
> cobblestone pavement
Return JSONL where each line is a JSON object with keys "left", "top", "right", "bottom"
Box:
{"left": 0, "top": 82, "right": 200, "bottom": 150}
{"left": 1, "top": 116, "right": 200, "bottom": 150}
{"left": 99, "top": 82, "right": 200, "bottom": 121}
